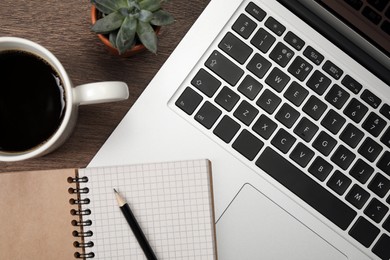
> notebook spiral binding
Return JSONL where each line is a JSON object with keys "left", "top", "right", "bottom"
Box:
{"left": 68, "top": 176, "right": 95, "bottom": 259}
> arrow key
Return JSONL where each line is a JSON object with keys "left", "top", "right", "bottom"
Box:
{"left": 364, "top": 198, "right": 389, "bottom": 223}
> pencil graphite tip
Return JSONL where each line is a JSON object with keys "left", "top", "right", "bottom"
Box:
{"left": 114, "top": 188, "right": 126, "bottom": 207}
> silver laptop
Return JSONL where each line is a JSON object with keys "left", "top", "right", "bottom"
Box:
{"left": 89, "top": 0, "right": 390, "bottom": 259}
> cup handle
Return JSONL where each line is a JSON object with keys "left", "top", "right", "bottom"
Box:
{"left": 73, "top": 81, "right": 129, "bottom": 105}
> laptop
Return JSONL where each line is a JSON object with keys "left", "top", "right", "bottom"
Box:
{"left": 89, "top": 0, "right": 390, "bottom": 259}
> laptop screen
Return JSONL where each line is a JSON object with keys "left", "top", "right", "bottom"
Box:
{"left": 281, "top": 0, "right": 390, "bottom": 85}
{"left": 315, "top": 0, "right": 389, "bottom": 59}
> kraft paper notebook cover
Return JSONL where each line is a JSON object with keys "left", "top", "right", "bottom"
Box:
{"left": 0, "top": 159, "right": 217, "bottom": 260}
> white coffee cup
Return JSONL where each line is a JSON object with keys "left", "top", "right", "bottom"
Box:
{"left": 0, "top": 37, "right": 129, "bottom": 162}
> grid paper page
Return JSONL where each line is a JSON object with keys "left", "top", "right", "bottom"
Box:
{"left": 79, "top": 159, "right": 216, "bottom": 259}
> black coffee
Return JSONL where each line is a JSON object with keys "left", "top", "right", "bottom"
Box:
{"left": 0, "top": 50, "right": 66, "bottom": 152}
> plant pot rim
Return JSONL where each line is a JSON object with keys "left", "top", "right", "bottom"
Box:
{"left": 91, "top": 5, "right": 158, "bottom": 57}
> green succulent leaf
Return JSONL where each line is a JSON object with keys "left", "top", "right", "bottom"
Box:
{"left": 138, "top": 10, "right": 153, "bottom": 23}
{"left": 139, "top": 0, "right": 161, "bottom": 12}
{"left": 92, "top": 11, "right": 125, "bottom": 33}
{"left": 151, "top": 10, "right": 174, "bottom": 26}
{"left": 109, "top": 31, "right": 118, "bottom": 48}
{"left": 116, "top": 17, "right": 137, "bottom": 54}
{"left": 137, "top": 21, "right": 158, "bottom": 53}
{"left": 127, "top": 0, "right": 139, "bottom": 9}
{"left": 91, "top": 0, "right": 118, "bottom": 14}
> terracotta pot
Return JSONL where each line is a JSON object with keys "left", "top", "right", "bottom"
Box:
{"left": 91, "top": 6, "right": 159, "bottom": 57}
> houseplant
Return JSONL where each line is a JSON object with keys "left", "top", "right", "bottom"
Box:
{"left": 91, "top": 0, "right": 174, "bottom": 56}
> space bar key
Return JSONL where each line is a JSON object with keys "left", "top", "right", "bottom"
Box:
{"left": 256, "top": 147, "right": 356, "bottom": 230}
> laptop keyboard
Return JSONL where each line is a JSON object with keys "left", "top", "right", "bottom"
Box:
{"left": 172, "top": 1, "right": 390, "bottom": 259}
{"left": 344, "top": 0, "right": 390, "bottom": 35}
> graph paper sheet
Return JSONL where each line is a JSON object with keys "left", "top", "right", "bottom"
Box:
{"left": 79, "top": 159, "right": 216, "bottom": 259}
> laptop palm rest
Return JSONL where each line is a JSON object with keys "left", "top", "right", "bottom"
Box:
{"left": 216, "top": 183, "right": 347, "bottom": 260}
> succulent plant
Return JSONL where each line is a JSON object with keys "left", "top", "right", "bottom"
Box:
{"left": 91, "top": 0, "right": 175, "bottom": 54}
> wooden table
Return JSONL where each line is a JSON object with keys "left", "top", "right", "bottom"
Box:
{"left": 0, "top": 0, "right": 210, "bottom": 173}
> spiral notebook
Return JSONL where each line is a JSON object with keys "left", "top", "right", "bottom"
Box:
{"left": 0, "top": 159, "right": 217, "bottom": 260}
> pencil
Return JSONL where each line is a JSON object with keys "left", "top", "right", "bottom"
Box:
{"left": 114, "top": 189, "right": 158, "bottom": 260}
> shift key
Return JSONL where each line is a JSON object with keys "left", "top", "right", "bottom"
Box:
{"left": 205, "top": 50, "right": 244, "bottom": 86}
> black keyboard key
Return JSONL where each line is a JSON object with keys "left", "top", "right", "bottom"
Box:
{"left": 313, "top": 131, "right": 337, "bottom": 156}
{"left": 345, "top": 0, "right": 363, "bottom": 10}
{"left": 366, "top": 198, "right": 389, "bottom": 224}
{"left": 265, "top": 16, "right": 286, "bottom": 36}
{"left": 306, "top": 70, "right": 331, "bottom": 95}
{"left": 247, "top": 53, "right": 272, "bottom": 79}
{"left": 344, "top": 98, "right": 368, "bottom": 123}
{"left": 238, "top": 75, "right": 263, "bottom": 100}
{"left": 346, "top": 184, "right": 371, "bottom": 209}
{"left": 363, "top": 112, "right": 387, "bottom": 137}
{"left": 361, "top": 89, "right": 381, "bottom": 109}
{"left": 232, "top": 14, "right": 257, "bottom": 39}
{"left": 275, "top": 103, "right": 300, "bottom": 128}
{"left": 288, "top": 56, "right": 313, "bottom": 81}
{"left": 213, "top": 115, "right": 240, "bottom": 143}
{"left": 327, "top": 170, "right": 352, "bottom": 195}
{"left": 380, "top": 127, "right": 390, "bottom": 149}
{"left": 191, "top": 69, "right": 221, "bottom": 97}
{"left": 325, "top": 84, "right": 350, "bottom": 109}
{"left": 303, "top": 95, "right": 328, "bottom": 120}
{"left": 384, "top": 216, "right": 390, "bottom": 232}
{"left": 175, "top": 87, "right": 203, "bottom": 115}
{"left": 269, "top": 42, "right": 294, "bottom": 67}
{"left": 265, "top": 67, "right": 290, "bottom": 92}
{"left": 256, "top": 147, "right": 357, "bottom": 230}
{"left": 321, "top": 109, "right": 346, "bottom": 134}
{"left": 303, "top": 45, "right": 324, "bottom": 65}
{"left": 215, "top": 86, "right": 240, "bottom": 112}
{"left": 369, "top": 173, "right": 390, "bottom": 198}
{"left": 256, "top": 88, "right": 281, "bottom": 114}
{"left": 234, "top": 100, "right": 259, "bottom": 126}
{"left": 342, "top": 75, "right": 362, "bottom": 94}
{"left": 386, "top": 5, "right": 390, "bottom": 19}
{"left": 251, "top": 28, "right": 276, "bottom": 53}
{"left": 309, "top": 156, "right": 333, "bottom": 181}
{"left": 245, "top": 2, "right": 266, "bottom": 21}
{"left": 331, "top": 145, "right": 356, "bottom": 170}
{"left": 358, "top": 137, "right": 383, "bottom": 162}
{"left": 294, "top": 117, "right": 319, "bottom": 142}
{"left": 340, "top": 123, "right": 364, "bottom": 148}
{"left": 349, "top": 217, "right": 379, "bottom": 247}
{"left": 232, "top": 129, "right": 264, "bottom": 161}
{"left": 252, "top": 114, "right": 277, "bottom": 140}
{"left": 368, "top": 0, "right": 388, "bottom": 11}
{"left": 380, "top": 103, "right": 390, "bottom": 120}
{"left": 372, "top": 234, "right": 390, "bottom": 260}
{"left": 284, "top": 81, "right": 309, "bottom": 107}
{"left": 377, "top": 151, "right": 390, "bottom": 176}
{"left": 350, "top": 159, "right": 374, "bottom": 184}
{"left": 271, "top": 128, "right": 296, "bottom": 153}
{"left": 219, "top": 32, "right": 253, "bottom": 64}
{"left": 362, "top": 6, "right": 382, "bottom": 25}
{"left": 323, "top": 60, "right": 343, "bottom": 80}
{"left": 194, "top": 101, "right": 222, "bottom": 129}
{"left": 364, "top": 198, "right": 388, "bottom": 223}
{"left": 290, "top": 142, "right": 315, "bottom": 167}
{"left": 284, "top": 31, "right": 305, "bottom": 50}
{"left": 382, "top": 20, "right": 390, "bottom": 35}
{"left": 206, "top": 50, "right": 244, "bottom": 86}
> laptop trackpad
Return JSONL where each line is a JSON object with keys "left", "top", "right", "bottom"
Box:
{"left": 216, "top": 184, "right": 347, "bottom": 260}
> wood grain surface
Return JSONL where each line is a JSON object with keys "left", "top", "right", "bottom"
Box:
{"left": 0, "top": 0, "right": 210, "bottom": 173}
